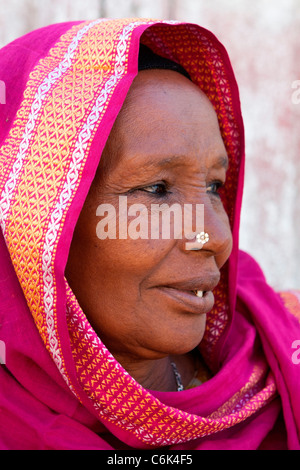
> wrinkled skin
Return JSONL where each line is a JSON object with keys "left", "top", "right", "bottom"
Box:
{"left": 66, "top": 69, "right": 232, "bottom": 391}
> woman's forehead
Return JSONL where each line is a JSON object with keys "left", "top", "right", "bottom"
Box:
{"left": 111, "top": 69, "right": 219, "bottom": 144}
{"left": 95, "top": 69, "right": 227, "bottom": 183}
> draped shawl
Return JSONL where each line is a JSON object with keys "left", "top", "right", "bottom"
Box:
{"left": 0, "top": 18, "right": 299, "bottom": 450}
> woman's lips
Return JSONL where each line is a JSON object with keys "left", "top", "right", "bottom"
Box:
{"left": 156, "top": 286, "right": 215, "bottom": 315}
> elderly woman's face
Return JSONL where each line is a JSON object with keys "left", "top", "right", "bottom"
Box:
{"left": 66, "top": 70, "right": 232, "bottom": 365}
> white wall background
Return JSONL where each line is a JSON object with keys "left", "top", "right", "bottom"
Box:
{"left": 0, "top": 0, "right": 299, "bottom": 290}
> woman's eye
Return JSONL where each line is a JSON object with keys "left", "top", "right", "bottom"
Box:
{"left": 139, "top": 183, "right": 168, "bottom": 196}
{"left": 206, "top": 181, "right": 223, "bottom": 196}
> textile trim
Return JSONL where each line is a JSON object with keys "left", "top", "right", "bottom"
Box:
{"left": 207, "top": 360, "right": 270, "bottom": 418}
{"left": 0, "top": 18, "right": 141, "bottom": 389}
{"left": 67, "top": 285, "right": 276, "bottom": 446}
{"left": 279, "top": 290, "right": 300, "bottom": 324}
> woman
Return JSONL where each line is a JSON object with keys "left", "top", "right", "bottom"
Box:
{"left": 0, "top": 18, "right": 299, "bottom": 450}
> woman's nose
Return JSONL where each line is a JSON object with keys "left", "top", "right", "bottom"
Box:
{"left": 182, "top": 201, "right": 233, "bottom": 261}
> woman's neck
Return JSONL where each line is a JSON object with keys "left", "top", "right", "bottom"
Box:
{"left": 120, "top": 356, "right": 178, "bottom": 392}
{"left": 116, "top": 352, "right": 199, "bottom": 392}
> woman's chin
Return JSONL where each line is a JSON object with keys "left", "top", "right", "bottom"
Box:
{"left": 145, "top": 322, "right": 206, "bottom": 359}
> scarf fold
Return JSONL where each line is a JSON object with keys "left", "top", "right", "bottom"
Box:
{"left": 0, "top": 18, "right": 299, "bottom": 450}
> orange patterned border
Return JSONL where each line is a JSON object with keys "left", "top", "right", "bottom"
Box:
{"left": 279, "top": 290, "right": 300, "bottom": 324}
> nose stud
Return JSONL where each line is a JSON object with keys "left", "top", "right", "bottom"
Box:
{"left": 196, "top": 232, "right": 209, "bottom": 245}
{"left": 185, "top": 232, "right": 209, "bottom": 250}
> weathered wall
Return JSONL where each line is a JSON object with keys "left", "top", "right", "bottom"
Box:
{"left": 0, "top": 0, "right": 299, "bottom": 289}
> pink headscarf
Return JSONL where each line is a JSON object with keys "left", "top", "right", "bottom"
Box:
{"left": 0, "top": 18, "right": 299, "bottom": 450}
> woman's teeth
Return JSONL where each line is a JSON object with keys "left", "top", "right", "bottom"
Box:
{"left": 195, "top": 290, "right": 204, "bottom": 297}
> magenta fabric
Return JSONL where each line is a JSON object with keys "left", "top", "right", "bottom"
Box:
{"left": 0, "top": 18, "right": 299, "bottom": 450}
